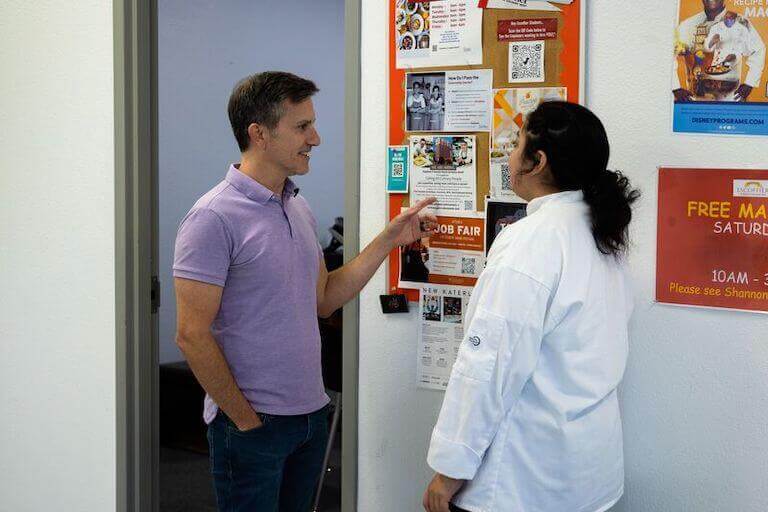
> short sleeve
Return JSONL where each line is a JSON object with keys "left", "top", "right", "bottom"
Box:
{"left": 173, "top": 208, "right": 232, "bottom": 287}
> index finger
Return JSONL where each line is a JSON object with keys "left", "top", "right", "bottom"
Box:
{"left": 408, "top": 197, "right": 438, "bottom": 214}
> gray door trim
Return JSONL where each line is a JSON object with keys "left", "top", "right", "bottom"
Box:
{"left": 115, "top": 0, "right": 159, "bottom": 511}
{"left": 343, "top": 0, "right": 362, "bottom": 510}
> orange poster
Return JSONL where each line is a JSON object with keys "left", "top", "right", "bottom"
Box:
{"left": 657, "top": 168, "right": 768, "bottom": 313}
{"left": 400, "top": 212, "right": 485, "bottom": 289}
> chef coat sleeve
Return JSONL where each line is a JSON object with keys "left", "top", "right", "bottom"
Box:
{"left": 427, "top": 264, "right": 550, "bottom": 480}
{"left": 745, "top": 20, "right": 766, "bottom": 88}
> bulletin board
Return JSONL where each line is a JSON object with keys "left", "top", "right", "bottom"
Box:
{"left": 387, "top": 0, "right": 586, "bottom": 300}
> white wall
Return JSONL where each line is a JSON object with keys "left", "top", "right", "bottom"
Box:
{"left": 358, "top": 1, "right": 768, "bottom": 511}
{"left": 158, "top": 0, "right": 346, "bottom": 363}
{"left": 0, "top": 2, "right": 116, "bottom": 511}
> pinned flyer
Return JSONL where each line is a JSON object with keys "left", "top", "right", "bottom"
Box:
{"left": 410, "top": 135, "right": 477, "bottom": 214}
{"left": 485, "top": 198, "right": 527, "bottom": 255}
{"left": 417, "top": 284, "right": 474, "bottom": 391}
{"left": 399, "top": 211, "right": 486, "bottom": 289}
{"left": 478, "top": 0, "right": 572, "bottom": 11}
{"left": 498, "top": 18, "right": 558, "bottom": 43}
{"left": 406, "top": 70, "right": 493, "bottom": 132}
{"left": 387, "top": 146, "right": 410, "bottom": 193}
{"left": 395, "top": 0, "right": 483, "bottom": 69}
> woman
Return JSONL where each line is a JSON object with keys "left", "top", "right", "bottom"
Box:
{"left": 423, "top": 102, "right": 640, "bottom": 512}
{"left": 428, "top": 85, "right": 445, "bottom": 131}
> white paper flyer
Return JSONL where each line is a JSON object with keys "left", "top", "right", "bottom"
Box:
{"left": 396, "top": 0, "right": 483, "bottom": 69}
{"left": 406, "top": 70, "right": 493, "bottom": 132}
{"left": 410, "top": 135, "right": 477, "bottom": 213}
{"left": 417, "top": 284, "right": 473, "bottom": 390}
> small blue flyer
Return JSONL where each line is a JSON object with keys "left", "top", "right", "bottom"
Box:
{"left": 387, "top": 145, "right": 409, "bottom": 193}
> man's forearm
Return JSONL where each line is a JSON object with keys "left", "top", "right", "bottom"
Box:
{"left": 178, "top": 332, "right": 259, "bottom": 428}
{"left": 320, "top": 230, "right": 397, "bottom": 315}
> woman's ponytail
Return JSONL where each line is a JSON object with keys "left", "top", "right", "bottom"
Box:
{"left": 581, "top": 169, "right": 640, "bottom": 256}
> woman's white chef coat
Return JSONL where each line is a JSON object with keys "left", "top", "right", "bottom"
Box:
{"left": 428, "top": 190, "right": 633, "bottom": 512}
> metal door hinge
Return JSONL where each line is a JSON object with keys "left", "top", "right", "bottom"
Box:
{"left": 151, "top": 275, "right": 160, "bottom": 313}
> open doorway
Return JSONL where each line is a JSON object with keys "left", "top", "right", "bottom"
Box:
{"left": 115, "top": 0, "right": 361, "bottom": 511}
{"left": 155, "top": 1, "right": 351, "bottom": 511}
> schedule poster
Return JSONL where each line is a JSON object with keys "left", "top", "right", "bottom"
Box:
{"left": 395, "top": 0, "right": 483, "bottom": 69}
{"left": 657, "top": 168, "right": 768, "bottom": 313}
{"left": 673, "top": 0, "right": 768, "bottom": 135}
{"left": 417, "top": 285, "right": 473, "bottom": 390}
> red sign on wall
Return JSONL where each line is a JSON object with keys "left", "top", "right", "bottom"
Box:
{"left": 657, "top": 168, "right": 768, "bottom": 313}
{"left": 497, "top": 18, "right": 558, "bottom": 42}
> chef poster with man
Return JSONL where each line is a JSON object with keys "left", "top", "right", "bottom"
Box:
{"left": 673, "top": 0, "right": 768, "bottom": 135}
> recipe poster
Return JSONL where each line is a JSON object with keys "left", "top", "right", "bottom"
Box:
{"left": 657, "top": 167, "right": 768, "bottom": 313}
{"left": 418, "top": 284, "right": 473, "bottom": 391}
{"left": 395, "top": 0, "right": 483, "bottom": 69}
{"left": 673, "top": 0, "right": 768, "bottom": 135}
{"left": 399, "top": 211, "right": 485, "bottom": 289}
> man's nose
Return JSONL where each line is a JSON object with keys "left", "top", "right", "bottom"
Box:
{"left": 308, "top": 127, "right": 321, "bottom": 147}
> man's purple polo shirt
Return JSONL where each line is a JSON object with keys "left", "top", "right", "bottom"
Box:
{"left": 173, "top": 164, "right": 329, "bottom": 423}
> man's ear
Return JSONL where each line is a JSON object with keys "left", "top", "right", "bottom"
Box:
{"left": 247, "top": 123, "right": 266, "bottom": 149}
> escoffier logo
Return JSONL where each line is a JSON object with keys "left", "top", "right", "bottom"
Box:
{"left": 733, "top": 180, "right": 768, "bottom": 198}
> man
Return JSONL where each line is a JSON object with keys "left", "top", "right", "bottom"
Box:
{"left": 173, "top": 71, "right": 437, "bottom": 511}
{"left": 674, "top": 0, "right": 765, "bottom": 102}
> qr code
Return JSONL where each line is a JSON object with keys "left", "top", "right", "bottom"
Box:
{"left": 464, "top": 200, "right": 474, "bottom": 210}
{"left": 500, "top": 163, "right": 512, "bottom": 191}
{"left": 461, "top": 257, "right": 477, "bottom": 275}
{"left": 392, "top": 162, "right": 404, "bottom": 178}
{"left": 509, "top": 40, "right": 545, "bottom": 83}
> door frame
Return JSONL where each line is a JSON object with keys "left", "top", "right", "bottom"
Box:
{"left": 114, "top": 0, "right": 361, "bottom": 510}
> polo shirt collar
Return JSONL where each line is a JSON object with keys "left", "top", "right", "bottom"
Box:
{"left": 225, "top": 164, "right": 299, "bottom": 204}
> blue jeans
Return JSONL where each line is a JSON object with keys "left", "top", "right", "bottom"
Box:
{"left": 207, "top": 405, "right": 330, "bottom": 512}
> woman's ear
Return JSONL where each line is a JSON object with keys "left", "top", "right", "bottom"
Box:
{"left": 529, "top": 150, "right": 549, "bottom": 177}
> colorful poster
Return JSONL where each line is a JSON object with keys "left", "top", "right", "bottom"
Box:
{"left": 485, "top": 199, "right": 527, "bottom": 254}
{"left": 410, "top": 135, "right": 477, "bottom": 213}
{"left": 417, "top": 285, "right": 474, "bottom": 390}
{"left": 400, "top": 211, "right": 485, "bottom": 289}
{"left": 490, "top": 87, "right": 566, "bottom": 200}
{"left": 387, "top": 146, "right": 410, "bottom": 193}
{"left": 657, "top": 168, "right": 768, "bottom": 313}
{"left": 406, "top": 70, "right": 493, "bottom": 132}
{"left": 396, "top": 0, "right": 483, "bottom": 69}
{"left": 673, "top": 0, "right": 768, "bottom": 135}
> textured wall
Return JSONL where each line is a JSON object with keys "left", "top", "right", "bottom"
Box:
{"left": 358, "top": 1, "right": 768, "bottom": 511}
{"left": 0, "top": 1, "right": 116, "bottom": 510}
{"left": 157, "top": 0, "right": 346, "bottom": 363}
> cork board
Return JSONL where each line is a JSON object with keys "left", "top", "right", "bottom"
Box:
{"left": 387, "top": 0, "right": 585, "bottom": 298}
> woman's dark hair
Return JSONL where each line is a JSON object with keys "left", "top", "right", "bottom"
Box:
{"left": 228, "top": 71, "right": 319, "bottom": 152}
{"left": 522, "top": 101, "right": 640, "bottom": 257}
